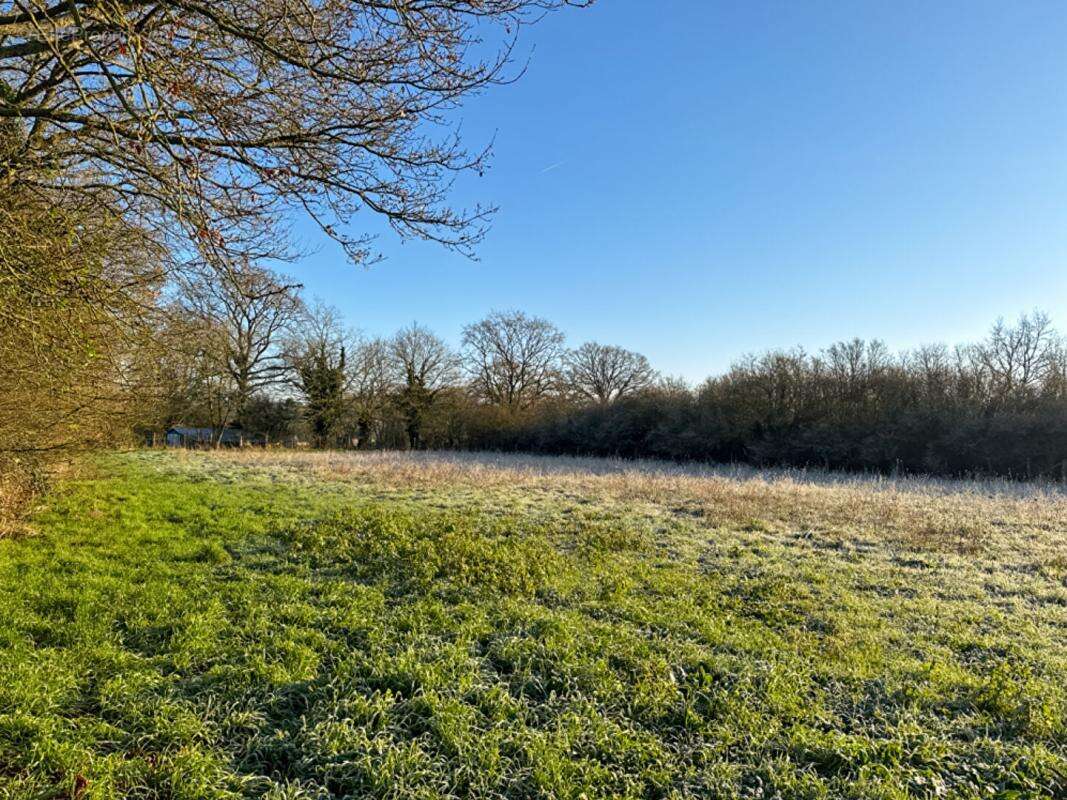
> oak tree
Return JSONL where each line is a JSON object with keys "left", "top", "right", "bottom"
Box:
{"left": 564, "top": 341, "right": 656, "bottom": 404}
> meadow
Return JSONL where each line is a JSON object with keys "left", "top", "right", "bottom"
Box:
{"left": 1, "top": 450, "right": 1065, "bottom": 799}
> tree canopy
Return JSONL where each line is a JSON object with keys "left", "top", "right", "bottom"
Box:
{"left": 1, "top": 0, "right": 587, "bottom": 264}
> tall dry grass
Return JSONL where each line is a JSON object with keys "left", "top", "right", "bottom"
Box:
{"left": 189, "top": 449, "right": 1067, "bottom": 560}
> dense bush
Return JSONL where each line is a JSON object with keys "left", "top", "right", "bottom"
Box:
{"left": 457, "top": 319, "right": 1067, "bottom": 480}
{"left": 478, "top": 395, "right": 1067, "bottom": 480}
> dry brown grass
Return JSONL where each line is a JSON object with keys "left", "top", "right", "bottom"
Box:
{"left": 184, "top": 449, "right": 1067, "bottom": 562}
{"left": 0, "top": 466, "right": 40, "bottom": 536}
{"left": 0, "top": 458, "right": 88, "bottom": 536}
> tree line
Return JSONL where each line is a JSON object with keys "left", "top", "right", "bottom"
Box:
{"left": 0, "top": 0, "right": 583, "bottom": 522}
{"left": 149, "top": 269, "right": 1067, "bottom": 480}
{"left": 506, "top": 314, "right": 1067, "bottom": 480}
{"left": 148, "top": 276, "right": 659, "bottom": 451}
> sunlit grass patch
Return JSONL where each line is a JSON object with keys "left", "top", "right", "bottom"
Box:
{"left": 0, "top": 451, "right": 1064, "bottom": 798}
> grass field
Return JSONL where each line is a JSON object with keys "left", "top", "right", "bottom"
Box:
{"left": 1, "top": 451, "right": 1066, "bottom": 799}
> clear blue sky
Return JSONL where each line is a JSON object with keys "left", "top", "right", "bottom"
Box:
{"left": 286, "top": 0, "right": 1067, "bottom": 382}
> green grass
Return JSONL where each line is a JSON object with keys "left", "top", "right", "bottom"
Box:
{"left": 0, "top": 452, "right": 1065, "bottom": 799}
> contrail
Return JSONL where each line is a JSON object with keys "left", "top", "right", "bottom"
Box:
{"left": 539, "top": 161, "right": 564, "bottom": 174}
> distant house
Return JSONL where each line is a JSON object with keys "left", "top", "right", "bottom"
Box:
{"left": 164, "top": 426, "right": 249, "bottom": 448}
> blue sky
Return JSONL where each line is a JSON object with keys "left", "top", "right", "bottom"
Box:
{"left": 286, "top": 0, "right": 1067, "bottom": 382}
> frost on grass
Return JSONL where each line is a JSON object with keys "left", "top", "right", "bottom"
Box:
{"left": 1, "top": 450, "right": 1064, "bottom": 798}
{"left": 177, "top": 448, "right": 1067, "bottom": 560}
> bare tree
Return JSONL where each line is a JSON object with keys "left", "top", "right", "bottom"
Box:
{"left": 902, "top": 343, "right": 957, "bottom": 406}
{"left": 1042, "top": 339, "right": 1067, "bottom": 401}
{"left": 462, "top": 310, "right": 565, "bottom": 409}
{"left": 177, "top": 262, "right": 304, "bottom": 419}
{"left": 390, "top": 322, "right": 459, "bottom": 448}
{"left": 824, "top": 339, "right": 890, "bottom": 388}
{"left": 154, "top": 305, "right": 242, "bottom": 444}
{"left": 564, "top": 342, "right": 656, "bottom": 404}
{"left": 348, "top": 336, "right": 393, "bottom": 448}
{"left": 972, "top": 311, "right": 1059, "bottom": 403}
{"left": 390, "top": 323, "right": 460, "bottom": 393}
{"left": 0, "top": 0, "right": 588, "bottom": 265}
{"left": 709, "top": 348, "right": 819, "bottom": 433}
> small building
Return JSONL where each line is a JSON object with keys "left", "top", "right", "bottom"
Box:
{"left": 164, "top": 426, "right": 248, "bottom": 448}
